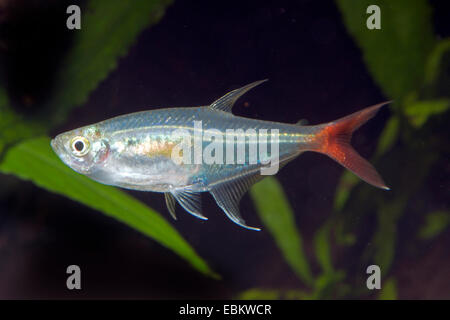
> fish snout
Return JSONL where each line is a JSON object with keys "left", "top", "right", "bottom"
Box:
{"left": 50, "top": 135, "right": 64, "bottom": 155}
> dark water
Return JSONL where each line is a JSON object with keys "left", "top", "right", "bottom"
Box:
{"left": 0, "top": 0, "right": 448, "bottom": 299}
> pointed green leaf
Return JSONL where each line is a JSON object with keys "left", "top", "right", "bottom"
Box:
{"left": 418, "top": 211, "right": 450, "bottom": 240}
{"left": 333, "top": 170, "right": 360, "bottom": 211}
{"left": 376, "top": 115, "right": 399, "bottom": 157}
{"left": 46, "top": 0, "right": 173, "bottom": 124}
{"left": 1, "top": 0, "right": 173, "bottom": 151}
{"left": 0, "top": 137, "right": 218, "bottom": 278}
{"left": 336, "top": 0, "right": 435, "bottom": 100}
{"left": 424, "top": 38, "right": 450, "bottom": 85}
{"left": 250, "top": 177, "right": 313, "bottom": 285}
{"left": 237, "top": 289, "right": 280, "bottom": 300}
{"left": 403, "top": 99, "right": 450, "bottom": 127}
{"left": 378, "top": 277, "right": 397, "bottom": 300}
{"left": 314, "top": 223, "right": 334, "bottom": 274}
{"left": 311, "top": 271, "right": 346, "bottom": 299}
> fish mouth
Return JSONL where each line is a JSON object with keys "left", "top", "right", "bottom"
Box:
{"left": 50, "top": 136, "right": 63, "bottom": 156}
{"left": 50, "top": 135, "right": 70, "bottom": 165}
{"left": 50, "top": 138, "right": 57, "bottom": 152}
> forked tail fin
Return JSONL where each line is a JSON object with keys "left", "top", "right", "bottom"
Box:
{"left": 314, "top": 102, "right": 391, "bottom": 190}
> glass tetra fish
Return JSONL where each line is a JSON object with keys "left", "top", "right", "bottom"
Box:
{"left": 51, "top": 80, "right": 390, "bottom": 231}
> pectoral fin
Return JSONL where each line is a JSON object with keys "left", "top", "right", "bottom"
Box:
{"left": 209, "top": 79, "right": 268, "bottom": 113}
{"left": 209, "top": 172, "right": 263, "bottom": 231}
{"left": 171, "top": 188, "right": 207, "bottom": 220}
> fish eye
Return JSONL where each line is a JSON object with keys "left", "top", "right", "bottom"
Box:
{"left": 70, "top": 136, "right": 90, "bottom": 157}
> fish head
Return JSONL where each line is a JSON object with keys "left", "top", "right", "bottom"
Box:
{"left": 51, "top": 125, "right": 110, "bottom": 175}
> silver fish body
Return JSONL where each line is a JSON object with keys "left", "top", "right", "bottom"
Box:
{"left": 51, "top": 80, "right": 389, "bottom": 230}
{"left": 87, "top": 107, "right": 314, "bottom": 190}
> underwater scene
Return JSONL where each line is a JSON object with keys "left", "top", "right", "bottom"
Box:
{"left": 0, "top": 0, "right": 448, "bottom": 300}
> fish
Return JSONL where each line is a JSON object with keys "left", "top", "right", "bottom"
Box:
{"left": 51, "top": 80, "right": 390, "bottom": 231}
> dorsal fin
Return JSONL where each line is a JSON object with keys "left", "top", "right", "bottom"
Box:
{"left": 209, "top": 172, "right": 264, "bottom": 231}
{"left": 209, "top": 79, "right": 268, "bottom": 113}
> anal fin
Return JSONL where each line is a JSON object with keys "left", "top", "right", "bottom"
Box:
{"left": 209, "top": 172, "right": 263, "bottom": 231}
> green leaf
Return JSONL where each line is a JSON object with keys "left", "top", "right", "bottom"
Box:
{"left": 1, "top": 0, "right": 172, "bottom": 152}
{"left": 371, "top": 149, "right": 436, "bottom": 272}
{"left": 378, "top": 277, "right": 397, "bottom": 300}
{"left": 336, "top": 0, "right": 435, "bottom": 100}
{"left": 237, "top": 289, "right": 280, "bottom": 300}
{"left": 335, "top": 219, "right": 356, "bottom": 246}
{"left": 0, "top": 137, "right": 218, "bottom": 278}
{"left": 376, "top": 115, "right": 399, "bottom": 157}
{"left": 284, "top": 290, "right": 312, "bottom": 300}
{"left": 314, "top": 223, "right": 334, "bottom": 274}
{"left": 333, "top": 170, "right": 359, "bottom": 211}
{"left": 311, "top": 271, "right": 346, "bottom": 299}
{"left": 373, "top": 200, "right": 403, "bottom": 272}
{"left": 46, "top": 0, "right": 173, "bottom": 124}
{"left": 424, "top": 38, "right": 450, "bottom": 85}
{"left": 250, "top": 177, "right": 313, "bottom": 285}
{"left": 403, "top": 99, "right": 450, "bottom": 127}
{"left": 313, "top": 224, "right": 351, "bottom": 299}
{"left": 418, "top": 211, "right": 450, "bottom": 240}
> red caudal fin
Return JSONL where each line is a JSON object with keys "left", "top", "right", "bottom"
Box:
{"left": 314, "top": 102, "right": 391, "bottom": 190}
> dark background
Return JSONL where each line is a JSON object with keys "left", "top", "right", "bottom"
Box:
{"left": 0, "top": 0, "right": 449, "bottom": 299}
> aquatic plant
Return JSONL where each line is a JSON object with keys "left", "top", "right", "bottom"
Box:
{"left": 241, "top": 0, "right": 449, "bottom": 299}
